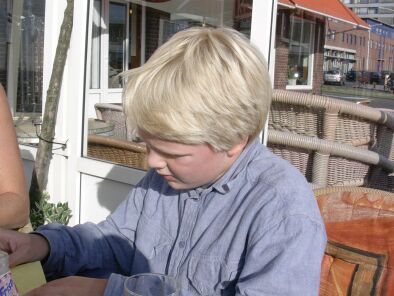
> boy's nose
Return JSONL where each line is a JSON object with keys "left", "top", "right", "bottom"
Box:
{"left": 147, "top": 151, "right": 166, "bottom": 170}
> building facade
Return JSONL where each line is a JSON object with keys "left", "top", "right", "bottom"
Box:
{"left": 343, "top": 0, "right": 394, "bottom": 26}
{"left": 324, "top": 17, "right": 394, "bottom": 73}
{"left": 275, "top": 5, "right": 325, "bottom": 93}
{"left": 276, "top": 0, "right": 368, "bottom": 92}
{"left": 364, "top": 18, "right": 394, "bottom": 72}
{"left": 325, "top": 18, "right": 368, "bottom": 73}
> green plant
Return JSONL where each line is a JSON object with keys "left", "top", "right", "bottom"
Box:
{"left": 288, "top": 66, "right": 297, "bottom": 79}
{"left": 30, "top": 191, "right": 72, "bottom": 230}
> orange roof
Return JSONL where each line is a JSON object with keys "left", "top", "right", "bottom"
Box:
{"left": 278, "top": 0, "right": 369, "bottom": 29}
{"left": 279, "top": 0, "right": 296, "bottom": 8}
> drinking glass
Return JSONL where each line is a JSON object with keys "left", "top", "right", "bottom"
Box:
{"left": 124, "top": 273, "right": 179, "bottom": 296}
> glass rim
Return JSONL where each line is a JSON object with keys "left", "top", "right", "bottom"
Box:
{"left": 124, "top": 273, "right": 179, "bottom": 296}
{"left": 126, "top": 272, "right": 176, "bottom": 277}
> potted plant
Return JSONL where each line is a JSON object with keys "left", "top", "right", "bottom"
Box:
{"left": 30, "top": 191, "right": 72, "bottom": 229}
{"left": 288, "top": 66, "right": 298, "bottom": 86}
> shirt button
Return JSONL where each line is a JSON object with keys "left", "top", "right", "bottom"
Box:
{"left": 178, "top": 241, "right": 186, "bottom": 248}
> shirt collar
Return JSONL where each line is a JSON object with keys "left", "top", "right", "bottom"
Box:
{"left": 211, "top": 138, "right": 261, "bottom": 195}
{"left": 182, "top": 138, "right": 262, "bottom": 198}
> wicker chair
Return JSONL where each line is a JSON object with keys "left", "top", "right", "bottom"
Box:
{"left": 314, "top": 186, "right": 394, "bottom": 295}
{"left": 87, "top": 134, "right": 148, "bottom": 170}
{"left": 268, "top": 90, "right": 394, "bottom": 191}
{"left": 94, "top": 103, "right": 138, "bottom": 141}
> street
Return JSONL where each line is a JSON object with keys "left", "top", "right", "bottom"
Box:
{"left": 322, "top": 82, "right": 394, "bottom": 110}
{"left": 324, "top": 93, "right": 394, "bottom": 109}
{"left": 368, "top": 97, "right": 394, "bottom": 110}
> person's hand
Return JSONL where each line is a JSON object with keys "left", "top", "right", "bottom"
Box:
{"left": 24, "top": 276, "right": 108, "bottom": 296}
{"left": 0, "top": 228, "right": 49, "bottom": 266}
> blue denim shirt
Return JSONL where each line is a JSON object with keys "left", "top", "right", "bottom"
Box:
{"left": 38, "top": 139, "right": 326, "bottom": 295}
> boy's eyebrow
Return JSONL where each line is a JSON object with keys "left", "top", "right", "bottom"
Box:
{"left": 146, "top": 143, "right": 191, "bottom": 157}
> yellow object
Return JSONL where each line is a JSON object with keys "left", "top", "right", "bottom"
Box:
{"left": 11, "top": 261, "right": 46, "bottom": 295}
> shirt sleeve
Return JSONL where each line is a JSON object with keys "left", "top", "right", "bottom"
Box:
{"left": 236, "top": 214, "right": 327, "bottom": 296}
{"left": 36, "top": 172, "right": 151, "bottom": 280}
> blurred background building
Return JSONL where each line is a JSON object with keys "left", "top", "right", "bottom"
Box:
{"left": 342, "top": 0, "right": 394, "bottom": 26}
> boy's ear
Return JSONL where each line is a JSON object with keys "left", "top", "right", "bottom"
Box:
{"left": 227, "top": 137, "right": 249, "bottom": 157}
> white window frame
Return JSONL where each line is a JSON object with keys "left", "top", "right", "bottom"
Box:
{"left": 286, "top": 15, "right": 315, "bottom": 91}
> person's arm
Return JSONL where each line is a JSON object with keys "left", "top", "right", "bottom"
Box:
{"left": 0, "top": 229, "right": 49, "bottom": 266}
{"left": 0, "top": 228, "right": 109, "bottom": 296}
{"left": 36, "top": 171, "right": 153, "bottom": 280}
{"left": 0, "top": 84, "right": 29, "bottom": 229}
{"left": 0, "top": 183, "right": 147, "bottom": 296}
{"left": 236, "top": 214, "right": 326, "bottom": 296}
{"left": 0, "top": 229, "right": 107, "bottom": 296}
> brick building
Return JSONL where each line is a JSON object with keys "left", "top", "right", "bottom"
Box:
{"left": 343, "top": 0, "right": 394, "bottom": 26}
{"left": 275, "top": 4, "right": 325, "bottom": 93}
{"left": 325, "top": 17, "right": 394, "bottom": 74}
{"left": 276, "top": 0, "right": 368, "bottom": 93}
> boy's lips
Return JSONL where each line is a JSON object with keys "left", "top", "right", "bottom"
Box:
{"left": 161, "top": 174, "right": 176, "bottom": 181}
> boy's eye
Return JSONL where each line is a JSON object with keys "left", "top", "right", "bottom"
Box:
{"left": 159, "top": 151, "right": 187, "bottom": 159}
{"left": 146, "top": 146, "right": 187, "bottom": 159}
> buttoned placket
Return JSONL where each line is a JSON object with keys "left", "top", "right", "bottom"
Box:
{"left": 167, "top": 188, "right": 208, "bottom": 277}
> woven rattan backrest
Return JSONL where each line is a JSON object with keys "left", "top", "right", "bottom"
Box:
{"left": 369, "top": 108, "right": 394, "bottom": 191}
{"left": 268, "top": 90, "right": 394, "bottom": 191}
{"left": 94, "top": 103, "right": 139, "bottom": 141}
{"left": 87, "top": 135, "right": 147, "bottom": 170}
{"left": 94, "top": 103, "right": 127, "bottom": 139}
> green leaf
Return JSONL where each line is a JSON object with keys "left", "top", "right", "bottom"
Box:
{"left": 29, "top": 191, "right": 73, "bottom": 230}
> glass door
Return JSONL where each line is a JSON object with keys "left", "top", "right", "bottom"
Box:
{"left": 84, "top": 0, "right": 254, "bottom": 169}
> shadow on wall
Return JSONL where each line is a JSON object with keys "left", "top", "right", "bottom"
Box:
{"left": 95, "top": 165, "right": 146, "bottom": 218}
{"left": 97, "top": 177, "right": 131, "bottom": 212}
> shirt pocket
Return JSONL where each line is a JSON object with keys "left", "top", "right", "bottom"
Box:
{"left": 186, "top": 255, "right": 243, "bottom": 295}
{"left": 134, "top": 214, "right": 172, "bottom": 260}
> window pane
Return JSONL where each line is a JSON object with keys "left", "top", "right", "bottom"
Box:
{"left": 14, "top": 0, "right": 45, "bottom": 113}
{"left": 128, "top": 0, "right": 252, "bottom": 69}
{"left": 108, "top": 2, "right": 126, "bottom": 88}
{"left": 86, "top": 0, "right": 254, "bottom": 169}
{"left": 90, "top": 0, "right": 101, "bottom": 89}
{"left": 0, "top": 0, "right": 45, "bottom": 146}
{"left": 0, "top": 0, "right": 8, "bottom": 88}
{"left": 287, "top": 16, "right": 314, "bottom": 86}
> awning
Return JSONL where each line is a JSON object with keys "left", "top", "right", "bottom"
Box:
{"left": 278, "top": 0, "right": 369, "bottom": 29}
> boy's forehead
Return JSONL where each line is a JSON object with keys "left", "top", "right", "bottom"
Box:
{"left": 138, "top": 130, "right": 215, "bottom": 152}
{"left": 138, "top": 129, "right": 172, "bottom": 143}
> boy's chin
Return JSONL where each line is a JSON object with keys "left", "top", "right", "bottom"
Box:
{"left": 166, "top": 180, "right": 200, "bottom": 190}
{"left": 166, "top": 181, "right": 188, "bottom": 190}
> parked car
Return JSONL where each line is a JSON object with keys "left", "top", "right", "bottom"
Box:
{"left": 370, "top": 72, "right": 383, "bottom": 84}
{"left": 324, "top": 69, "right": 345, "bottom": 85}
{"left": 356, "top": 71, "right": 371, "bottom": 84}
{"left": 346, "top": 70, "right": 356, "bottom": 81}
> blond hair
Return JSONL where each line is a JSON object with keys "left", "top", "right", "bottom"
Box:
{"left": 123, "top": 26, "right": 272, "bottom": 151}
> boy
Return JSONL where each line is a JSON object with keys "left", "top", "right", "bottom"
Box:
{"left": 0, "top": 27, "right": 326, "bottom": 295}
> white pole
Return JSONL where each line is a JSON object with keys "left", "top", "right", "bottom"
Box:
{"left": 366, "top": 29, "right": 370, "bottom": 71}
{"left": 251, "top": 0, "right": 277, "bottom": 145}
